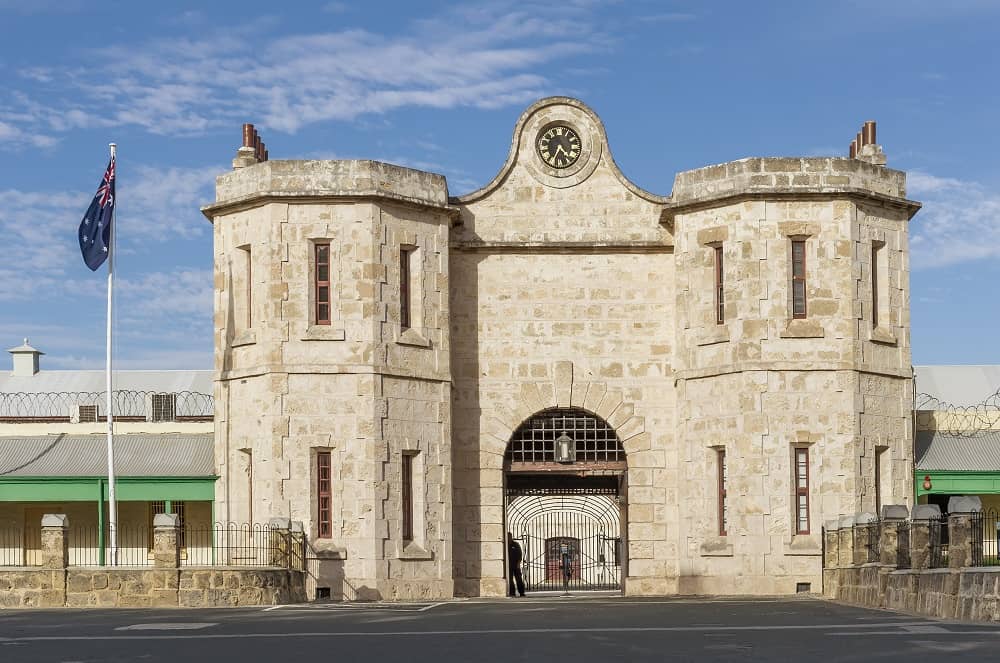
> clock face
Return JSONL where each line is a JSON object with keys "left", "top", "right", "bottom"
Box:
{"left": 537, "top": 125, "right": 582, "bottom": 169}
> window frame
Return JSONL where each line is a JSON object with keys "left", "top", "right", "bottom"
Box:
{"left": 794, "top": 447, "right": 810, "bottom": 535}
{"left": 871, "top": 244, "right": 879, "bottom": 329}
{"left": 316, "top": 451, "right": 332, "bottom": 539}
{"left": 717, "top": 448, "right": 728, "bottom": 536}
{"left": 401, "top": 453, "right": 414, "bottom": 542}
{"left": 314, "top": 242, "right": 332, "bottom": 326}
{"left": 399, "top": 247, "right": 411, "bottom": 330}
{"left": 714, "top": 245, "right": 724, "bottom": 325}
{"left": 791, "top": 239, "right": 807, "bottom": 319}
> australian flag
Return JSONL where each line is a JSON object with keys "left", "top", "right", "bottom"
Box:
{"left": 78, "top": 156, "right": 115, "bottom": 271}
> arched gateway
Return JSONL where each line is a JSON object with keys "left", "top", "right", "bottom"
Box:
{"left": 504, "top": 408, "right": 628, "bottom": 592}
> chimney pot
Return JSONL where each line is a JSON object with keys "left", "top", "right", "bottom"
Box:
{"left": 242, "top": 124, "right": 255, "bottom": 148}
{"left": 863, "top": 121, "right": 876, "bottom": 146}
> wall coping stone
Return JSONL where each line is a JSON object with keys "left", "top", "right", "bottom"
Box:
{"left": 153, "top": 513, "right": 180, "bottom": 528}
{"left": 838, "top": 515, "right": 855, "bottom": 528}
{"left": 912, "top": 504, "right": 942, "bottom": 521}
{"left": 824, "top": 520, "right": 840, "bottom": 531}
{"left": 41, "top": 513, "right": 68, "bottom": 528}
{"left": 290, "top": 521, "right": 304, "bottom": 533}
{"left": 268, "top": 517, "right": 292, "bottom": 529}
{"left": 948, "top": 496, "right": 983, "bottom": 514}
{"left": 856, "top": 512, "right": 877, "bottom": 524}
{"left": 881, "top": 505, "right": 909, "bottom": 520}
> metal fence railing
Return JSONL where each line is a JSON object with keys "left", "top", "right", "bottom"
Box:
{"left": 865, "top": 520, "right": 881, "bottom": 563}
{"left": 971, "top": 509, "right": 1000, "bottom": 566}
{"left": 0, "top": 522, "right": 292, "bottom": 569}
{"left": 929, "top": 516, "right": 949, "bottom": 568}
{"left": 181, "top": 523, "right": 280, "bottom": 567}
{"left": 0, "top": 527, "right": 39, "bottom": 567}
{"left": 896, "top": 520, "right": 911, "bottom": 569}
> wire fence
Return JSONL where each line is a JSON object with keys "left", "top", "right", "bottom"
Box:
{"left": 0, "top": 390, "right": 213, "bottom": 422}
{"left": 181, "top": 523, "right": 281, "bottom": 567}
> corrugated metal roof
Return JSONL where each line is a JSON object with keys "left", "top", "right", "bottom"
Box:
{"left": 0, "top": 434, "right": 215, "bottom": 477}
{"left": 915, "top": 365, "right": 1000, "bottom": 408}
{"left": 0, "top": 370, "right": 212, "bottom": 395}
{"left": 915, "top": 430, "right": 1000, "bottom": 471}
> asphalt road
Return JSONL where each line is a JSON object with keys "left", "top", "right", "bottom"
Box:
{"left": 2, "top": 595, "right": 999, "bottom": 662}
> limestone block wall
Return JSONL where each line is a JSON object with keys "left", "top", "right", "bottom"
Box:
{"left": 207, "top": 161, "right": 454, "bottom": 600}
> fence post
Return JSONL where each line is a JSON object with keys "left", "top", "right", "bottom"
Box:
{"left": 947, "top": 496, "right": 983, "bottom": 569}
{"left": 879, "top": 505, "right": 908, "bottom": 567}
{"left": 854, "top": 512, "right": 876, "bottom": 565}
{"left": 268, "top": 518, "right": 291, "bottom": 568}
{"left": 910, "top": 504, "right": 940, "bottom": 570}
{"left": 152, "top": 513, "right": 181, "bottom": 568}
{"left": 40, "top": 514, "right": 69, "bottom": 569}
{"left": 837, "top": 515, "right": 855, "bottom": 567}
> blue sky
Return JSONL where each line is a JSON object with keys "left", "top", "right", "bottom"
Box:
{"left": 1, "top": 0, "right": 998, "bottom": 370}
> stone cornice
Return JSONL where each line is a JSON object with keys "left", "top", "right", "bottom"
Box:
{"left": 660, "top": 187, "right": 922, "bottom": 229}
{"left": 674, "top": 363, "right": 914, "bottom": 381}
{"left": 450, "top": 240, "right": 674, "bottom": 252}
{"left": 201, "top": 191, "right": 461, "bottom": 222}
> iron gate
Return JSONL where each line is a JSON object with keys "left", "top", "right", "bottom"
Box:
{"left": 507, "top": 491, "right": 622, "bottom": 592}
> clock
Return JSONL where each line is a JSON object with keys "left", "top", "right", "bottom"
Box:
{"left": 537, "top": 125, "right": 582, "bottom": 169}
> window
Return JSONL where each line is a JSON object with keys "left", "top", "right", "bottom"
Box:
{"left": 317, "top": 451, "right": 332, "bottom": 538}
{"left": 871, "top": 244, "right": 879, "bottom": 329}
{"left": 315, "top": 242, "right": 331, "bottom": 325}
{"left": 151, "top": 393, "right": 176, "bottom": 422}
{"left": 714, "top": 245, "right": 724, "bottom": 325}
{"left": 236, "top": 244, "right": 252, "bottom": 330}
{"left": 400, "top": 247, "right": 412, "bottom": 330}
{"left": 794, "top": 448, "right": 810, "bottom": 534}
{"left": 402, "top": 453, "right": 414, "bottom": 542}
{"left": 717, "top": 449, "right": 728, "bottom": 536}
{"left": 78, "top": 405, "right": 98, "bottom": 423}
{"left": 875, "top": 446, "right": 890, "bottom": 515}
{"left": 791, "top": 240, "right": 807, "bottom": 319}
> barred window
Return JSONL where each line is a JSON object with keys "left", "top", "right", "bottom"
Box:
{"left": 714, "top": 245, "right": 724, "bottom": 325}
{"left": 400, "top": 248, "right": 412, "bottom": 330}
{"left": 78, "top": 405, "right": 98, "bottom": 423}
{"left": 151, "top": 394, "right": 176, "bottom": 422}
{"left": 317, "top": 451, "right": 332, "bottom": 538}
{"left": 505, "top": 408, "right": 625, "bottom": 465}
{"left": 794, "top": 448, "right": 810, "bottom": 535}
{"left": 717, "top": 449, "right": 728, "bottom": 536}
{"left": 402, "top": 453, "right": 414, "bottom": 542}
{"left": 791, "top": 240, "right": 807, "bottom": 319}
{"left": 315, "top": 242, "right": 331, "bottom": 325}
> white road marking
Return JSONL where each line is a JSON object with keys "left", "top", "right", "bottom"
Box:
{"left": 902, "top": 625, "right": 950, "bottom": 633}
{"left": 115, "top": 623, "right": 218, "bottom": 631}
{"left": 2, "top": 621, "right": 947, "bottom": 641}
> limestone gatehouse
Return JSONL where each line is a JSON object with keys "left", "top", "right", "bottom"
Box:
{"left": 200, "top": 97, "right": 921, "bottom": 600}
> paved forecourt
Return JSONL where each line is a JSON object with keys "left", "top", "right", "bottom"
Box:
{"left": 1, "top": 597, "right": 999, "bottom": 662}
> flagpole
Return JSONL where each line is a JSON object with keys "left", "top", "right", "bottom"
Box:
{"left": 106, "top": 142, "right": 118, "bottom": 566}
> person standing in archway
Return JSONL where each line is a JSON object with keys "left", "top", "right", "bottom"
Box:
{"left": 508, "top": 532, "right": 526, "bottom": 597}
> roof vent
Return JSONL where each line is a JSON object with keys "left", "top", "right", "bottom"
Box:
{"left": 7, "top": 338, "right": 43, "bottom": 377}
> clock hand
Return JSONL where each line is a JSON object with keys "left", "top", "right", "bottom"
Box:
{"left": 553, "top": 144, "right": 568, "bottom": 157}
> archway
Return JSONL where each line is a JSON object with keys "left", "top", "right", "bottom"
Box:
{"left": 504, "top": 408, "right": 627, "bottom": 593}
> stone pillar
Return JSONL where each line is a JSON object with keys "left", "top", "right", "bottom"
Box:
{"left": 823, "top": 521, "right": 839, "bottom": 568}
{"left": 152, "top": 513, "right": 181, "bottom": 569}
{"left": 879, "top": 505, "right": 908, "bottom": 567}
{"left": 268, "top": 518, "right": 291, "bottom": 568}
{"left": 837, "top": 515, "right": 855, "bottom": 567}
{"left": 910, "top": 504, "right": 940, "bottom": 570}
{"left": 40, "top": 514, "right": 69, "bottom": 569}
{"left": 947, "top": 496, "right": 983, "bottom": 569}
{"left": 854, "top": 512, "right": 877, "bottom": 566}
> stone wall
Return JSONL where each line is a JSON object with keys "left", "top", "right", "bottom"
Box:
{"left": 0, "top": 515, "right": 306, "bottom": 609}
{"left": 824, "top": 499, "right": 1000, "bottom": 623}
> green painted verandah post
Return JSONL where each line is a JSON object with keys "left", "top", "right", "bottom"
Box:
{"left": 98, "top": 478, "right": 105, "bottom": 566}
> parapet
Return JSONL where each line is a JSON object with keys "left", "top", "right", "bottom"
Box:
{"left": 202, "top": 159, "right": 453, "bottom": 221}
{"left": 663, "top": 157, "right": 920, "bottom": 225}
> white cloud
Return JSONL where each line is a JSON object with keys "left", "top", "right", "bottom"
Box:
{"left": 0, "top": 2, "right": 602, "bottom": 142}
{"left": 908, "top": 171, "right": 1000, "bottom": 269}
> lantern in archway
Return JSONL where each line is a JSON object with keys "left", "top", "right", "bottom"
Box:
{"left": 555, "top": 431, "right": 576, "bottom": 464}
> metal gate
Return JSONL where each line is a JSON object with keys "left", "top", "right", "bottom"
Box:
{"left": 507, "top": 491, "right": 622, "bottom": 592}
